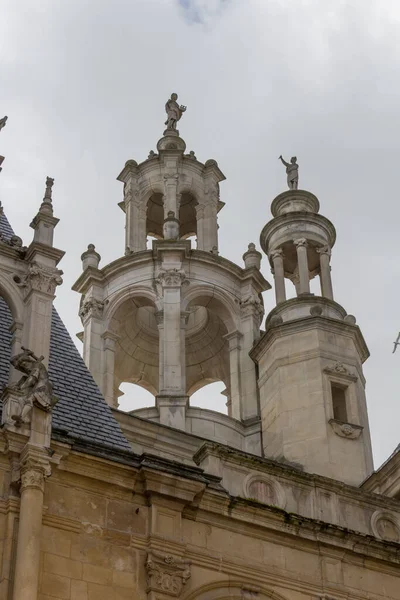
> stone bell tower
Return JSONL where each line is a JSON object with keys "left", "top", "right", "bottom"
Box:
{"left": 73, "top": 94, "right": 270, "bottom": 442}
{"left": 251, "top": 177, "right": 374, "bottom": 485}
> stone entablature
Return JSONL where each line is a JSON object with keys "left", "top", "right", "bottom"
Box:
{"left": 193, "top": 442, "right": 400, "bottom": 544}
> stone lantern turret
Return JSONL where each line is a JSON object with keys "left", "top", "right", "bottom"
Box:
{"left": 252, "top": 183, "right": 373, "bottom": 486}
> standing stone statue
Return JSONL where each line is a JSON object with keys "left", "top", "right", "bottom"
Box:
{"left": 0, "top": 116, "right": 8, "bottom": 132}
{"left": 165, "top": 93, "right": 187, "bottom": 131}
{"left": 279, "top": 155, "right": 299, "bottom": 190}
{"left": 9, "top": 347, "right": 57, "bottom": 425}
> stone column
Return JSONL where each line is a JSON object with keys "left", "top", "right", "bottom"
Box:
{"left": 102, "top": 332, "right": 119, "bottom": 408}
{"left": 239, "top": 298, "right": 264, "bottom": 421}
{"left": 21, "top": 264, "right": 63, "bottom": 368}
{"left": 317, "top": 245, "right": 334, "bottom": 300}
{"left": 224, "top": 331, "right": 242, "bottom": 421}
{"left": 163, "top": 174, "right": 179, "bottom": 220}
{"left": 156, "top": 267, "right": 187, "bottom": 430}
{"left": 270, "top": 249, "right": 286, "bottom": 304}
{"left": 80, "top": 297, "right": 105, "bottom": 390}
{"left": 293, "top": 238, "right": 310, "bottom": 295}
{"left": 126, "top": 200, "right": 147, "bottom": 253}
{"left": 202, "top": 203, "right": 218, "bottom": 252}
{"left": 195, "top": 205, "right": 205, "bottom": 250}
{"left": 13, "top": 448, "right": 50, "bottom": 600}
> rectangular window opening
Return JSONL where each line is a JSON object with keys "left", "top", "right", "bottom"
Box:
{"left": 331, "top": 383, "right": 348, "bottom": 422}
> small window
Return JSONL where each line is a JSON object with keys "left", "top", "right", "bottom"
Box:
{"left": 331, "top": 383, "right": 348, "bottom": 422}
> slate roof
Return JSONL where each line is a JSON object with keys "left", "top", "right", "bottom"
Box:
{"left": 0, "top": 209, "right": 131, "bottom": 454}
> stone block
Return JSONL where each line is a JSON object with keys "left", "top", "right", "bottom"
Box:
{"left": 40, "top": 572, "right": 71, "bottom": 600}
{"left": 82, "top": 563, "right": 113, "bottom": 585}
{"left": 71, "top": 579, "right": 88, "bottom": 600}
{"left": 44, "top": 552, "right": 82, "bottom": 579}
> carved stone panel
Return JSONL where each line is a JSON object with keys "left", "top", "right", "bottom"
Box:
{"left": 243, "top": 474, "right": 286, "bottom": 509}
{"left": 146, "top": 551, "right": 191, "bottom": 598}
{"left": 371, "top": 510, "right": 400, "bottom": 543}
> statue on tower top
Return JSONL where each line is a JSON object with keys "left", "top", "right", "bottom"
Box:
{"left": 279, "top": 155, "right": 299, "bottom": 190}
{"left": 165, "top": 93, "right": 187, "bottom": 131}
{"left": 0, "top": 116, "right": 8, "bottom": 133}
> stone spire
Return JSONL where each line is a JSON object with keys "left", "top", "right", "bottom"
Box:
{"left": 39, "top": 176, "right": 54, "bottom": 215}
{"left": 30, "top": 176, "right": 59, "bottom": 246}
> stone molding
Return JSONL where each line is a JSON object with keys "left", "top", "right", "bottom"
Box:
{"left": 146, "top": 551, "right": 191, "bottom": 598}
{"left": 328, "top": 419, "right": 363, "bottom": 439}
{"left": 18, "top": 262, "right": 63, "bottom": 297}
{"left": 323, "top": 362, "right": 358, "bottom": 382}
{"left": 317, "top": 244, "right": 331, "bottom": 258}
{"left": 79, "top": 297, "right": 104, "bottom": 321}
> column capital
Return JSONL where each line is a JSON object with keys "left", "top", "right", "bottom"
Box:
{"left": 270, "top": 248, "right": 285, "bottom": 261}
{"left": 155, "top": 268, "right": 187, "bottom": 289}
{"left": 223, "top": 330, "right": 243, "bottom": 351}
{"left": 293, "top": 237, "right": 308, "bottom": 248}
{"left": 19, "top": 446, "right": 51, "bottom": 493}
{"left": 19, "top": 262, "right": 63, "bottom": 298}
{"left": 317, "top": 244, "right": 331, "bottom": 257}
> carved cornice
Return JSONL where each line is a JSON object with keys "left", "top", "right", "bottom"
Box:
{"left": 146, "top": 551, "right": 191, "bottom": 598}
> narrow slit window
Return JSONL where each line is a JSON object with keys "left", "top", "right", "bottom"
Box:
{"left": 331, "top": 383, "right": 348, "bottom": 422}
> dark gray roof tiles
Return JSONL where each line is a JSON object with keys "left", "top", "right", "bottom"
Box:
{"left": 0, "top": 209, "right": 14, "bottom": 241}
{"left": 0, "top": 209, "right": 131, "bottom": 454}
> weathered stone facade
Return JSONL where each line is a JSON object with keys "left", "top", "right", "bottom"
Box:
{"left": 0, "top": 104, "right": 399, "bottom": 600}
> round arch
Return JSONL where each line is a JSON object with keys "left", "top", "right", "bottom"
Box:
{"left": 183, "top": 581, "right": 289, "bottom": 600}
{"left": 0, "top": 273, "right": 24, "bottom": 323}
{"left": 182, "top": 285, "right": 239, "bottom": 333}
{"left": 103, "top": 287, "right": 158, "bottom": 331}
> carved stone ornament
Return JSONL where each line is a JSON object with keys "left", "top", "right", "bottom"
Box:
{"left": 155, "top": 268, "right": 187, "bottom": 291}
{"left": 239, "top": 294, "right": 265, "bottom": 321}
{"left": 317, "top": 244, "right": 331, "bottom": 257}
{"left": 371, "top": 510, "right": 400, "bottom": 543}
{"left": 0, "top": 234, "right": 27, "bottom": 256}
{"left": 243, "top": 473, "right": 286, "bottom": 509}
{"left": 293, "top": 237, "right": 307, "bottom": 248}
{"left": 323, "top": 362, "right": 358, "bottom": 382}
{"left": 17, "top": 262, "right": 63, "bottom": 296}
{"left": 329, "top": 419, "right": 363, "bottom": 439}
{"left": 6, "top": 347, "right": 57, "bottom": 426}
{"left": 146, "top": 551, "right": 191, "bottom": 598}
{"left": 79, "top": 297, "right": 104, "bottom": 321}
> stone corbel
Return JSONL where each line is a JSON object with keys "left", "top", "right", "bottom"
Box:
{"left": 329, "top": 419, "right": 363, "bottom": 439}
{"left": 146, "top": 550, "right": 191, "bottom": 599}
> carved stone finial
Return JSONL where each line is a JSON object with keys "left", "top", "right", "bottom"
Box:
{"left": 164, "top": 93, "right": 187, "bottom": 131}
{"left": 278, "top": 155, "right": 299, "bottom": 190}
{"left": 6, "top": 347, "right": 57, "bottom": 426}
{"left": 40, "top": 176, "right": 54, "bottom": 214}
{"left": 0, "top": 116, "right": 8, "bottom": 132}
{"left": 81, "top": 244, "right": 101, "bottom": 270}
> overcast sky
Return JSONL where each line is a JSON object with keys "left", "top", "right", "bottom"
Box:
{"left": 1, "top": 0, "right": 400, "bottom": 468}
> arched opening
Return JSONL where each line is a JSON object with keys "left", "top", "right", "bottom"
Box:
{"left": 179, "top": 193, "right": 198, "bottom": 240}
{"left": 146, "top": 193, "right": 164, "bottom": 239}
{"left": 190, "top": 381, "right": 228, "bottom": 414}
{"left": 117, "top": 382, "right": 155, "bottom": 411}
{"left": 108, "top": 295, "right": 159, "bottom": 408}
{"left": 184, "top": 291, "right": 238, "bottom": 416}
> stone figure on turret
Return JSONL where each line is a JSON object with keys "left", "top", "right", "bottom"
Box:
{"left": 279, "top": 155, "right": 299, "bottom": 190}
{"left": 165, "top": 93, "right": 186, "bottom": 130}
